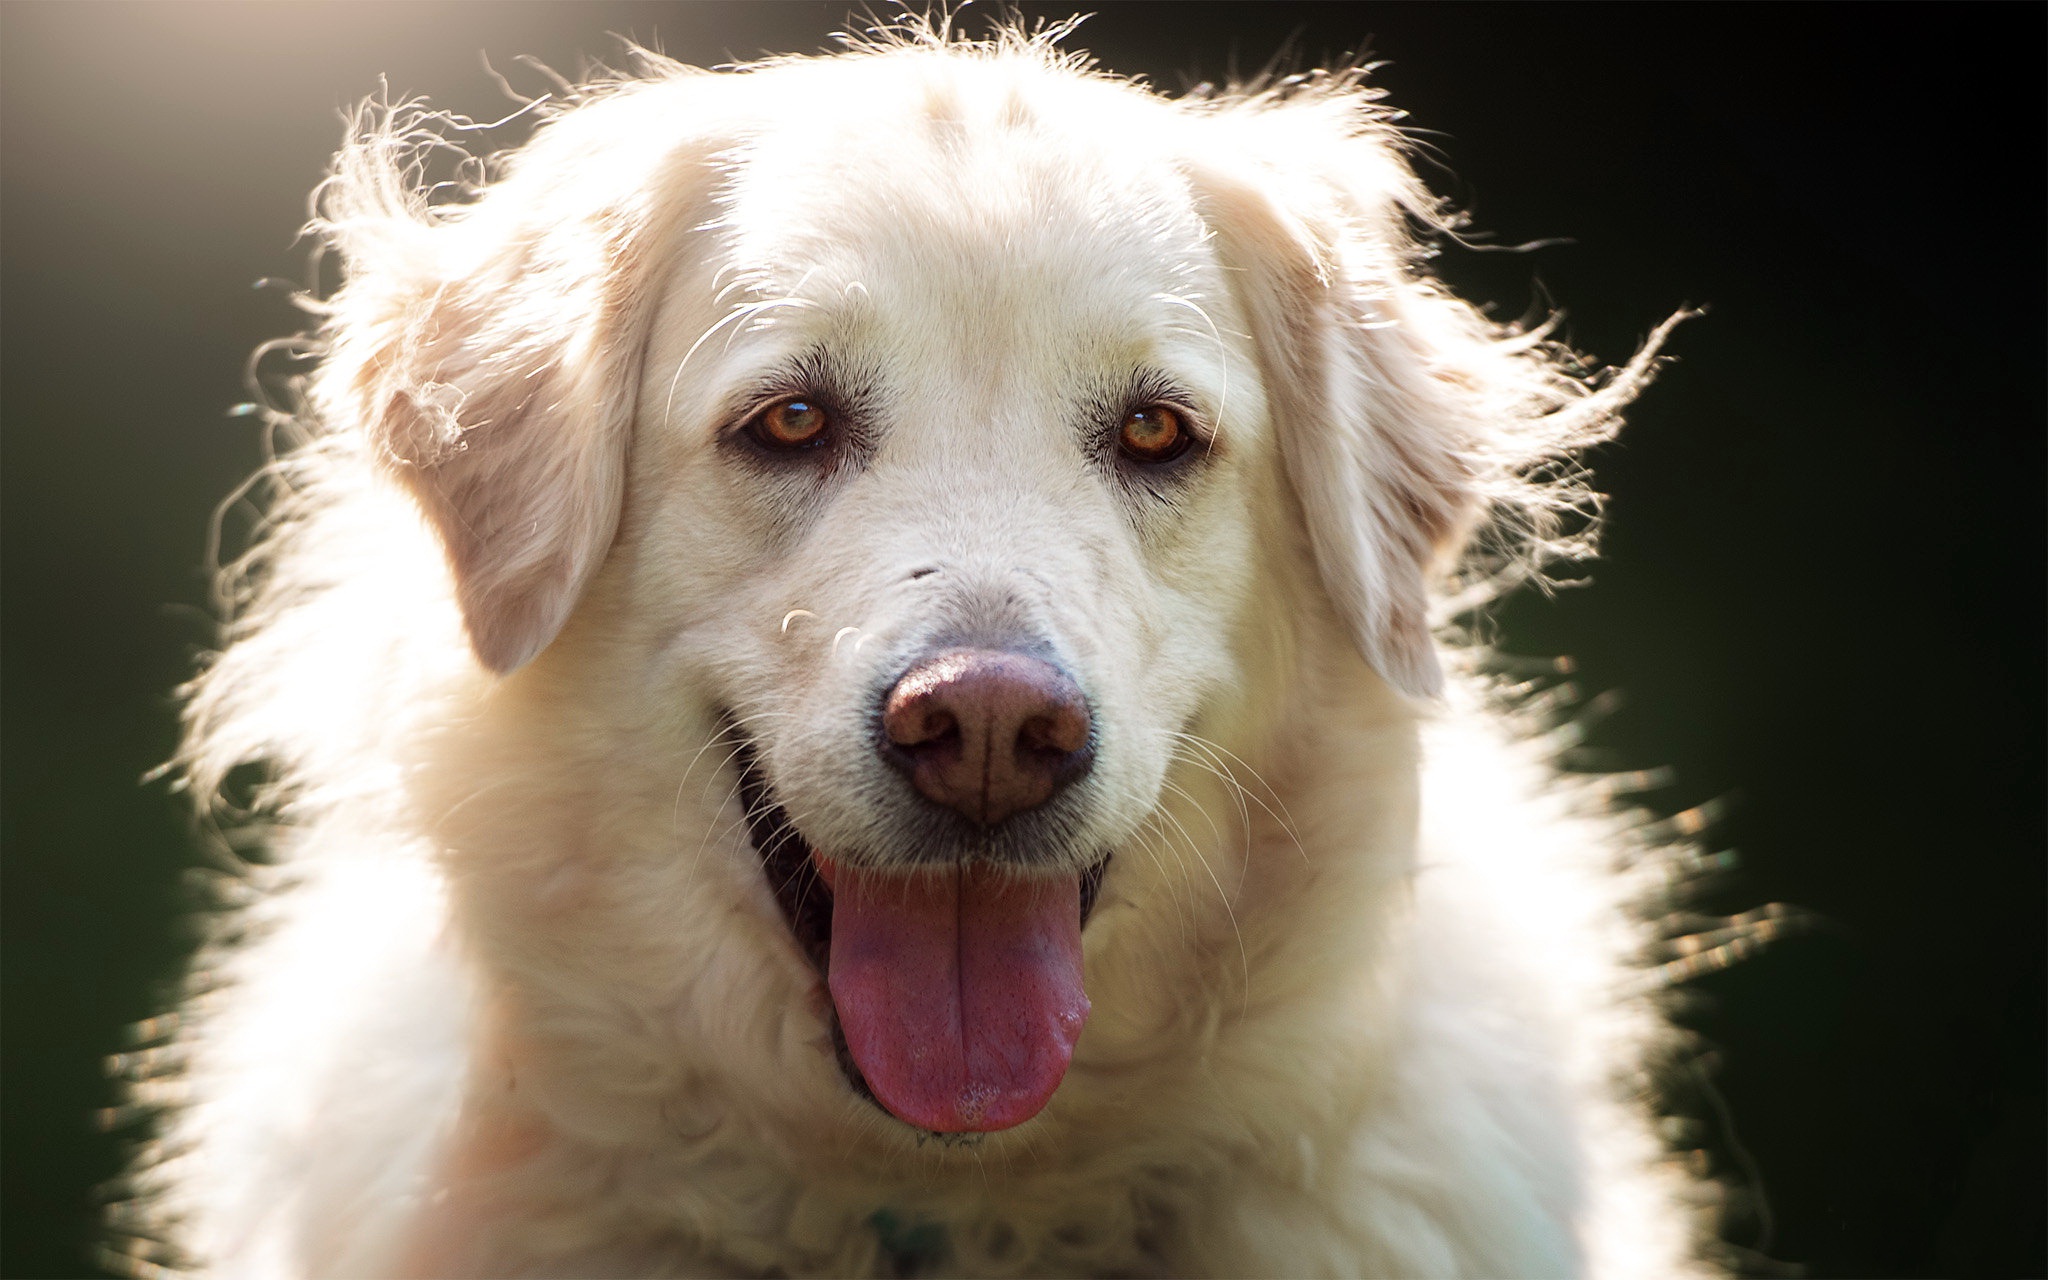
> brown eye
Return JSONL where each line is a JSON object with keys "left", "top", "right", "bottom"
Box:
{"left": 749, "top": 397, "right": 832, "bottom": 450}
{"left": 1117, "top": 404, "right": 1190, "bottom": 463}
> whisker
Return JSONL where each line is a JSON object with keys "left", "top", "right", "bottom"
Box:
{"left": 1156, "top": 790, "right": 1252, "bottom": 1013}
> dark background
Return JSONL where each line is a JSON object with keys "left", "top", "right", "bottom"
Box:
{"left": 3, "top": 4, "right": 2041, "bottom": 1277}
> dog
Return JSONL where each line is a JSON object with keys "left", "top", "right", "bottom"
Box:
{"left": 113, "top": 20, "right": 1721, "bottom": 1279}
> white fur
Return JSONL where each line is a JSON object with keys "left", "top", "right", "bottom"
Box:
{"left": 116, "top": 24, "right": 1714, "bottom": 1279}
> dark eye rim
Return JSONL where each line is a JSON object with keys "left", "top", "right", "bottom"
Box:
{"left": 1114, "top": 399, "right": 1204, "bottom": 466}
{"left": 737, "top": 393, "right": 840, "bottom": 454}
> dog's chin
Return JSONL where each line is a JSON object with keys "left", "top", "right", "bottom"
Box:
{"left": 725, "top": 724, "right": 1108, "bottom": 1140}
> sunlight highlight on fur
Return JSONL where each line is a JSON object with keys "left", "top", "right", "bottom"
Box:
{"left": 110, "top": 16, "right": 1760, "bottom": 1279}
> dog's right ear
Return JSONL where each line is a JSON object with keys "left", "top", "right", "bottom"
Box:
{"left": 311, "top": 98, "right": 716, "bottom": 674}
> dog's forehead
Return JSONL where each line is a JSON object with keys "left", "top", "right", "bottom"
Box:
{"left": 710, "top": 63, "right": 1223, "bottom": 366}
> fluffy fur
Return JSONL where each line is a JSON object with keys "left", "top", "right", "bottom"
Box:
{"left": 114, "top": 22, "right": 1723, "bottom": 1279}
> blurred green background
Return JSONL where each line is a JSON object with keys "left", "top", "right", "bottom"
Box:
{"left": 3, "top": 4, "right": 2041, "bottom": 1277}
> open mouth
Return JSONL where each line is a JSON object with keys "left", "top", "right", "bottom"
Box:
{"left": 727, "top": 724, "right": 1107, "bottom": 1135}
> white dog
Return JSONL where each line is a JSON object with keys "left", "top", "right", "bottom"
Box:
{"left": 114, "top": 21, "right": 1720, "bottom": 1279}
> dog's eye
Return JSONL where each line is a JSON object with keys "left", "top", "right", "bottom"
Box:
{"left": 1117, "top": 405, "right": 1190, "bottom": 463}
{"left": 748, "top": 397, "right": 833, "bottom": 450}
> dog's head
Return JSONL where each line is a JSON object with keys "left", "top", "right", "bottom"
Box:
{"left": 311, "top": 34, "right": 1664, "bottom": 1140}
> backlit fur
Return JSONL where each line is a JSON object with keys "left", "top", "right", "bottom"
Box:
{"left": 115, "top": 22, "right": 1713, "bottom": 1279}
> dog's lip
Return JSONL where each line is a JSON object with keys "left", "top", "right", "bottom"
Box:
{"left": 721, "top": 718, "right": 1108, "bottom": 1127}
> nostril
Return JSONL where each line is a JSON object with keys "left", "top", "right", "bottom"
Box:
{"left": 1018, "top": 706, "right": 1089, "bottom": 757}
{"left": 887, "top": 700, "right": 958, "bottom": 749}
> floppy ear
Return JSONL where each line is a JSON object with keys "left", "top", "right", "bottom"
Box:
{"left": 1188, "top": 96, "right": 1679, "bottom": 699}
{"left": 1198, "top": 177, "right": 1462, "bottom": 696}
{"left": 310, "top": 97, "right": 713, "bottom": 673}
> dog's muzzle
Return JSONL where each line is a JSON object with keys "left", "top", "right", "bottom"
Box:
{"left": 726, "top": 646, "right": 1109, "bottom": 1137}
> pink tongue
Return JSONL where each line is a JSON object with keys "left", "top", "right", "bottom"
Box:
{"left": 825, "top": 861, "right": 1088, "bottom": 1133}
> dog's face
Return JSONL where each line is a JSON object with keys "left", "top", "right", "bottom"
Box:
{"left": 631, "top": 93, "right": 1259, "bottom": 863}
{"left": 316, "top": 45, "right": 1522, "bottom": 1142}
{"left": 610, "top": 77, "right": 1272, "bottom": 1132}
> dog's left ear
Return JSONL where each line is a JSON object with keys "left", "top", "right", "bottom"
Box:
{"left": 311, "top": 101, "right": 715, "bottom": 674}
{"left": 1186, "top": 101, "right": 1678, "bottom": 700}
{"left": 1187, "top": 127, "right": 1491, "bottom": 699}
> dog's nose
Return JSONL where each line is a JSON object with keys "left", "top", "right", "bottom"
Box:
{"left": 880, "top": 649, "right": 1093, "bottom": 826}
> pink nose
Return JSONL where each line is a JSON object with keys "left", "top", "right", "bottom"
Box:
{"left": 880, "top": 649, "right": 1093, "bottom": 826}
